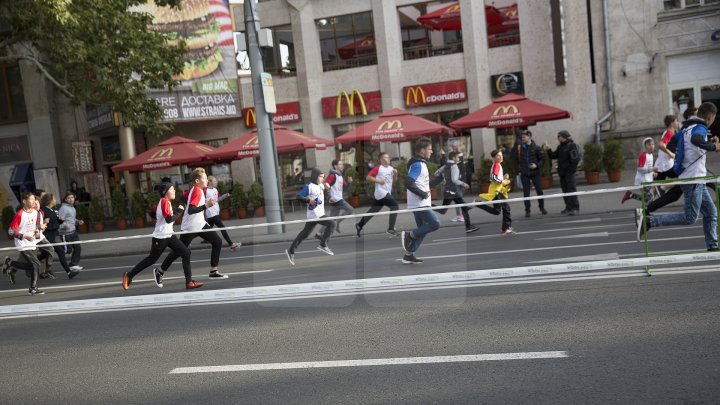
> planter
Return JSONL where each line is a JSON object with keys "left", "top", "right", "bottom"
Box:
{"left": 541, "top": 175, "right": 552, "bottom": 190}
{"left": 430, "top": 189, "right": 440, "bottom": 200}
{"left": 77, "top": 222, "right": 89, "bottom": 234}
{"left": 478, "top": 183, "right": 490, "bottom": 194}
{"left": 607, "top": 170, "right": 622, "bottom": 183}
{"left": 220, "top": 208, "right": 231, "bottom": 220}
{"left": 254, "top": 206, "right": 265, "bottom": 217}
{"left": 236, "top": 207, "right": 248, "bottom": 219}
{"left": 347, "top": 196, "right": 361, "bottom": 208}
{"left": 93, "top": 222, "right": 105, "bottom": 232}
{"left": 116, "top": 219, "right": 128, "bottom": 230}
{"left": 585, "top": 171, "right": 601, "bottom": 185}
{"left": 133, "top": 217, "right": 146, "bottom": 228}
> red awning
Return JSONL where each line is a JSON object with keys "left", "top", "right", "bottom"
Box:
{"left": 335, "top": 108, "right": 453, "bottom": 144}
{"left": 417, "top": 2, "right": 506, "bottom": 31}
{"left": 449, "top": 93, "right": 571, "bottom": 130}
{"left": 206, "top": 125, "right": 335, "bottom": 162}
{"left": 111, "top": 136, "right": 217, "bottom": 173}
{"left": 337, "top": 35, "right": 376, "bottom": 60}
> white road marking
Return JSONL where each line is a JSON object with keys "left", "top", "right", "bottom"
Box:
{"left": 527, "top": 253, "right": 619, "bottom": 264}
{"left": 555, "top": 218, "right": 603, "bottom": 224}
{"left": 535, "top": 232, "right": 609, "bottom": 240}
{"left": 168, "top": 351, "right": 570, "bottom": 374}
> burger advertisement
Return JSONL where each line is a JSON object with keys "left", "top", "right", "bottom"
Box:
{"left": 135, "top": 0, "right": 241, "bottom": 122}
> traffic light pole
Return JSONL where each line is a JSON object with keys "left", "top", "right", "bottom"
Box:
{"left": 244, "top": 0, "right": 283, "bottom": 234}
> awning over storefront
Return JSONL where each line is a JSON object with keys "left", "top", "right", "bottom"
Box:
{"left": 449, "top": 93, "right": 571, "bottom": 129}
{"left": 111, "top": 136, "right": 217, "bottom": 173}
{"left": 207, "top": 126, "right": 335, "bottom": 162}
{"left": 335, "top": 108, "right": 453, "bottom": 144}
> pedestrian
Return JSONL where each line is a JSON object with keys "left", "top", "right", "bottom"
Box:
{"left": 450, "top": 153, "right": 467, "bottom": 222}
{"left": 316, "top": 159, "right": 353, "bottom": 236}
{"left": 57, "top": 191, "right": 83, "bottom": 271}
{"left": 122, "top": 183, "right": 201, "bottom": 290}
{"left": 400, "top": 137, "right": 443, "bottom": 264}
{"left": 436, "top": 151, "right": 479, "bottom": 234}
{"left": 285, "top": 167, "right": 335, "bottom": 266}
{"left": 40, "top": 193, "right": 80, "bottom": 279}
{"left": 475, "top": 149, "right": 515, "bottom": 235}
{"left": 622, "top": 137, "right": 659, "bottom": 204}
{"left": 639, "top": 102, "right": 719, "bottom": 250}
{"left": 464, "top": 155, "right": 475, "bottom": 192}
{"left": 204, "top": 176, "right": 240, "bottom": 251}
{"left": 2, "top": 192, "right": 46, "bottom": 295}
{"left": 543, "top": 130, "right": 581, "bottom": 215}
{"left": 31, "top": 189, "right": 56, "bottom": 280}
{"left": 156, "top": 167, "right": 229, "bottom": 280}
{"left": 355, "top": 152, "right": 400, "bottom": 237}
{"left": 514, "top": 130, "right": 547, "bottom": 217}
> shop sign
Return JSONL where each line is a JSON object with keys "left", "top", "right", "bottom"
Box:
{"left": 491, "top": 72, "right": 524, "bottom": 97}
{"left": 403, "top": 80, "right": 467, "bottom": 107}
{"left": 321, "top": 89, "right": 382, "bottom": 119}
{"left": 243, "top": 102, "right": 301, "bottom": 128}
{"left": 0, "top": 136, "right": 31, "bottom": 164}
{"left": 72, "top": 141, "right": 95, "bottom": 173}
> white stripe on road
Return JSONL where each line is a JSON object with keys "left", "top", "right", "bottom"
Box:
{"left": 527, "top": 253, "right": 619, "bottom": 264}
{"left": 168, "top": 351, "right": 570, "bottom": 374}
{"left": 535, "top": 232, "right": 609, "bottom": 240}
{"left": 555, "top": 218, "right": 603, "bottom": 224}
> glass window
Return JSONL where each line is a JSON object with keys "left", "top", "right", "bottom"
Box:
{"left": 671, "top": 88, "right": 695, "bottom": 118}
{"left": 260, "top": 24, "right": 296, "bottom": 77}
{"left": 485, "top": 1, "right": 520, "bottom": 48}
{"left": 398, "top": 1, "right": 464, "bottom": 61}
{"left": 202, "top": 139, "right": 232, "bottom": 185}
{"left": 317, "top": 11, "right": 377, "bottom": 72}
{"left": 664, "top": 0, "right": 718, "bottom": 9}
{"left": 0, "top": 64, "right": 28, "bottom": 124}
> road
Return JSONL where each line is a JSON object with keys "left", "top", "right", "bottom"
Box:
{"left": 1, "top": 211, "right": 719, "bottom": 403}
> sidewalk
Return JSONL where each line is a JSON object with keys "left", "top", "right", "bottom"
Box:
{"left": 4, "top": 160, "right": 718, "bottom": 259}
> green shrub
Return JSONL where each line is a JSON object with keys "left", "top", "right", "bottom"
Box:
{"left": 2, "top": 205, "right": 15, "bottom": 233}
{"left": 343, "top": 166, "right": 361, "bottom": 196}
{"left": 541, "top": 150, "right": 552, "bottom": 176}
{"left": 602, "top": 138, "right": 625, "bottom": 171}
{"left": 582, "top": 143, "right": 604, "bottom": 172}
{"left": 476, "top": 156, "right": 494, "bottom": 184}
{"left": 110, "top": 189, "right": 128, "bottom": 221}
{"left": 89, "top": 198, "right": 105, "bottom": 222}
{"left": 75, "top": 203, "right": 89, "bottom": 223}
{"left": 130, "top": 191, "right": 147, "bottom": 219}
{"left": 395, "top": 160, "right": 408, "bottom": 194}
{"left": 217, "top": 181, "right": 231, "bottom": 209}
{"left": 231, "top": 182, "right": 248, "bottom": 209}
{"left": 146, "top": 191, "right": 160, "bottom": 214}
{"left": 248, "top": 181, "right": 264, "bottom": 207}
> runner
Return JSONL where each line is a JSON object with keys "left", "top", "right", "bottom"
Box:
{"left": 204, "top": 176, "right": 240, "bottom": 251}
{"left": 475, "top": 150, "right": 515, "bottom": 235}
{"left": 355, "top": 152, "right": 400, "bottom": 237}
{"left": 2, "top": 192, "right": 46, "bottom": 295}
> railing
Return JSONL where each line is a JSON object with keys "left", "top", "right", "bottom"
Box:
{"left": 323, "top": 55, "right": 378, "bottom": 72}
{"left": 402, "top": 42, "right": 464, "bottom": 61}
{"left": 263, "top": 66, "right": 297, "bottom": 78}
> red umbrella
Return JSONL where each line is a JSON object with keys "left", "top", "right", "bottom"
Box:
{"left": 335, "top": 108, "right": 452, "bottom": 144}
{"left": 207, "top": 125, "right": 335, "bottom": 162}
{"left": 337, "top": 35, "right": 376, "bottom": 60}
{"left": 449, "top": 93, "right": 571, "bottom": 130}
{"left": 111, "top": 136, "right": 217, "bottom": 173}
{"left": 416, "top": 2, "right": 505, "bottom": 31}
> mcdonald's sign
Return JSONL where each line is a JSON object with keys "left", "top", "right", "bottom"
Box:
{"left": 244, "top": 108, "right": 257, "bottom": 127}
{"left": 492, "top": 104, "right": 520, "bottom": 117}
{"left": 405, "top": 87, "right": 427, "bottom": 106}
{"left": 403, "top": 80, "right": 466, "bottom": 107}
{"left": 377, "top": 120, "right": 402, "bottom": 131}
{"left": 321, "top": 90, "right": 382, "bottom": 119}
{"left": 151, "top": 148, "right": 174, "bottom": 159}
{"left": 243, "top": 102, "right": 301, "bottom": 128}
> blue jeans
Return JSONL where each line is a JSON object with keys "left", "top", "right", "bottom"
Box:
{"left": 649, "top": 184, "right": 718, "bottom": 249}
{"left": 410, "top": 209, "right": 440, "bottom": 253}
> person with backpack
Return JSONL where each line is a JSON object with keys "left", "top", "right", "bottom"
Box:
{"left": 543, "top": 130, "right": 581, "bottom": 215}
{"left": 514, "top": 130, "right": 547, "bottom": 217}
{"left": 435, "top": 151, "right": 479, "bottom": 234}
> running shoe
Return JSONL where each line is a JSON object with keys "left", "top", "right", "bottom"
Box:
{"left": 2, "top": 256, "right": 11, "bottom": 275}
{"left": 401, "top": 254, "right": 423, "bottom": 264}
{"left": 285, "top": 249, "right": 295, "bottom": 266}
{"left": 401, "top": 231, "right": 415, "bottom": 254}
{"left": 540, "top": 208, "right": 548, "bottom": 215}
{"left": 208, "top": 271, "right": 229, "bottom": 279}
{"left": 229, "top": 242, "right": 241, "bottom": 252}
{"left": 450, "top": 216, "right": 460, "bottom": 222}
{"left": 501, "top": 228, "right": 517, "bottom": 235}
{"left": 67, "top": 269, "right": 80, "bottom": 279}
{"left": 621, "top": 191, "right": 632, "bottom": 204}
{"left": 525, "top": 211, "right": 531, "bottom": 218}
{"left": 70, "top": 265, "right": 83, "bottom": 271}
{"left": 27, "top": 287, "right": 45, "bottom": 296}
{"left": 456, "top": 216, "right": 465, "bottom": 222}
{"left": 636, "top": 213, "right": 651, "bottom": 242}
{"left": 355, "top": 223, "right": 363, "bottom": 238}
{"left": 186, "top": 280, "right": 204, "bottom": 290}
{"left": 45, "top": 269, "right": 57, "bottom": 279}
{"left": 465, "top": 226, "right": 480, "bottom": 234}
{"left": 122, "top": 272, "right": 131, "bottom": 291}
{"left": 153, "top": 267, "right": 164, "bottom": 288}
{"left": 317, "top": 245, "right": 334, "bottom": 255}
{"left": 634, "top": 208, "right": 643, "bottom": 230}
{"left": 386, "top": 228, "right": 400, "bottom": 237}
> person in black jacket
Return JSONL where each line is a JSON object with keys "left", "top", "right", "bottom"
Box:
{"left": 40, "top": 193, "right": 80, "bottom": 279}
{"left": 514, "top": 130, "right": 547, "bottom": 217}
{"left": 543, "top": 130, "right": 581, "bottom": 215}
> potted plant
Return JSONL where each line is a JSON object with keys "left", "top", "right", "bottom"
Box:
{"left": 395, "top": 160, "right": 408, "bottom": 201}
{"left": 89, "top": 198, "right": 105, "bottom": 232}
{"left": 426, "top": 161, "right": 440, "bottom": 200}
{"left": 75, "top": 203, "right": 89, "bottom": 234}
{"left": 501, "top": 154, "right": 516, "bottom": 191}
{"left": 111, "top": 189, "right": 128, "bottom": 230}
{"left": 583, "top": 142, "right": 604, "bottom": 185}
{"left": 217, "top": 181, "right": 231, "bottom": 220}
{"left": 541, "top": 149, "right": 553, "bottom": 189}
{"left": 602, "top": 137, "right": 625, "bottom": 182}
{"left": 344, "top": 166, "right": 361, "bottom": 208}
{"left": 249, "top": 181, "right": 265, "bottom": 217}
{"left": 231, "top": 182, "right": 249, "bottom": 219}
{"left": 476, "top": 156, "right": 494, "bottom": 194}
{"left": 130, "top": 190, "right": 147, "bottom": 228}
{"left": 146, "top": 191, "right": 160, "bottom": 224}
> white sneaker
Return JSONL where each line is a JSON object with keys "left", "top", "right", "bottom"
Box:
{"left": 208, "top": 271, "right": 229, "bottom": 279}
{"left": 450, "top": 216, "right": 460, "bottom": 222}
{"left": 456, "top": 216, "right": 465, "bottom": 222}
{"left": 229, "top": 242, "right": 241, "bottom": 251}
{"left": 70, "top": 265, "right": 83, "bottom": 271}
{"left": 317, "top": 245, "right": 334, "bottom": 256}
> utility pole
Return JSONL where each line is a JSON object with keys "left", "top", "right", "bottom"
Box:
{"left": 244, "top": 0, "right": 283, "bottom": 234}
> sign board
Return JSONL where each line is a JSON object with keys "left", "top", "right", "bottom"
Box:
{"left": 72, "top": 141, "right": 95, "bottom": 173}
{"left": 261, "top": 72, "right": 277, "bottom": 114}
{"left": 321, "top": 90, "right": 383, "bottom": 119}
{"left": 0, "top": 136, "right": 32, "bottom": 164}
{"left": 490, "top": 72, "right": 524, "bottom": 97}
{"left": 243, "top": 102, "right": 301, "bottom": 128}
{"left": 403, "top": 80, "right": 467, "bottom": 107}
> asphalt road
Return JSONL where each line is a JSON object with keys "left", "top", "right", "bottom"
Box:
{"left": 1, "top": 211, "right": 719, "bottom": 403}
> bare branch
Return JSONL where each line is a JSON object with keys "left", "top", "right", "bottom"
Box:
{"left": 9, "top": 54, "right": 76, "bottom": 100}
{"left": 0, "top": 37, "right": 20, "bottom": 49}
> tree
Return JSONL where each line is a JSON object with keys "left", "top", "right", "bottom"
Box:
{"left": 0, "top": 0, "right": 186, "bottom": 135}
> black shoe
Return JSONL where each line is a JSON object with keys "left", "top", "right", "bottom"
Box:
{"left": 540, "top": 208, "right": 548, "bottom": 215}
{"left": 355, "top": 223, "right": 362, "bottom": 238}
{"left": 568, "top": 210, "right": 578, "bottom": 216}
{"left": 67, "top": 269, "right": 80, "bottom": 279}
{"left": 401, "top": 254, "right": 423, "bottom": 264}
{"left": 401, "top": 231, "right": 415, "bottom": 254}
{"left": 466, "top": 226, "right": 480, "bottom": 234}
{"left": 2, "top": 256, "right": 11, "bottom": 275}
{"left": 28, "top": 287, "right": 45, "bottom": 295}
{"left": 386, "top": 228, "right": 400, "bottom": 237}
{"left": 525, "top": 211, "right": 531, "bottom": 218}
{"left": 636, "top": 213, "right": 652, "bottom": 241}
{"left": 153, "top": 267, "right": 164, "bottom": 288}
{"left": 335, "top": 226, "right": 342, "bottom": 234}
{"left": 560, "top": 209, "right": 570, "bottom": 215}
{"left": 708, "top": 247, "right": 719, "bottom": 252}
{"left": 285, "top": 249, "right": 295, "bottom": 266}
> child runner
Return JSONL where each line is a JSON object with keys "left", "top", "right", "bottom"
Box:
{"left": 475, "top": 149, "right": 515, "bottom": 235}
{"left": 2, "top": 193, "right": 46, "bottom": 295}
{"left": 40, "top": 193, "right": 80, "bottom": 279}
{"left": 355, "top": 152, "right": 400, "bottom": 237}
{"left": 622, "top": 137, "right": 658, "bottom": 204}
{"left": 156, "top": 168, "right": 229, "bottom": 280}
{"left": 123, "top": 183, "right": 200, "bottom": 290}
{"left": 32, "top": 189, "right": 56, "bottom": 279}
{"left": 204, "top": 176, "right": 240, "bottom": 251}
{"left": 436, "top": 151, "right": 480, "bottom": 234}
{"left": 285, "top": 167, "right": 335, "bottom": 265}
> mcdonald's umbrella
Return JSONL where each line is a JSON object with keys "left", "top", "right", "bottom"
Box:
{"left": 206, "top": 125, "right": 335, "bottom": 162}
{"left": 449, "top": 93, "right": 571, "bottom": 130}
{"left": 111, "top": 136, "right": 218, "bottom": 173}
{"left": 334, "top": 108, "right": 452, "bottom": 144}
{"left": 416, "top": 2, "right": 505, "bottom": 31}
{"left": 337, "top": 35, "right": 376, "bottom": 60}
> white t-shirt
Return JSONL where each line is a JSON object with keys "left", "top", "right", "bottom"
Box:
{"left": 181, "top": 186, "right": 208, "bottom": 232}
{"left": 205, "top": 187, "right": 220, "bottom": 218}
{"left": 634, "top": 152, "right": 654, "bottom": 185}
{"left": 368, "top": 164, "right": 395, "bottom": 200}
{"left": 152, "top": 198, "right": 175, "bottom": 239}
{"left": 9, "top": 209, "right": 41, "bottom": 251}
{"left": 654, "top": 129, "right": 675, "bottom": 173}
{"left": 406, "top": 160, "right": 431, "bottom": 209}
{"left": 305, "top": 182, "right": 326, "bottom": 219}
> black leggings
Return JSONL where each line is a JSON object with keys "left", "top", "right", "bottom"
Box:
{"left": 206, "top": 215, "right": 234, "bottom": 245}
{"left": 129, "top": 236, "right": 191, "bottom": 282}
{"left": 289, "top": 216, "right": 333, "bottom": 254}
{"left": 357, "top": 195, "right": 398, "bottom": 230}
{"left": 44, "top": 231, "right": 69, "bottom": 272}
{"left": 161, "top": 225, "right": 222, "bottom": 271}
{"left": 441, "top": 196, "right": 474, "bottom": 229}
{"left": 11, "top": 249, "right": 41, "bottom": 288}
{"left": 477, "top": 194, "right": 512, "bottom": 231}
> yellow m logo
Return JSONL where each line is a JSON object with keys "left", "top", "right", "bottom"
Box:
{"left": 378, "top": 120, "right": 403, "bottom": 131}
{"left": 336, "top": 89, "right": 368, "bottom": 119}
{"left": 196, "top": 145, "right": 214, "bottom": 153}
{"left": 245, "top": 109, "right": 257, "bottom": 127}
{"left": 405, "top": 87, "right": 427, "bottom": 106}
{"left": 445, "top": 4, "right": 460, "bottom": 14}
{"left": 151, "top": 148, "right": 174, "bottom": 159}
{"left": 492, "top": 104, "right": 519, "bottom": 116}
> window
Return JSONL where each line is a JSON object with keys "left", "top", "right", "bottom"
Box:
{"left": 260, "top": 24, "right": 296, "bottom": 77}
{"left": 485, "top": 1, "right": 520, "bottom": 48}
{"left": 398, "top": 1, "right": 463, "bottom": 61}
{"left": 0, "top": 64, "right": 27, "bottom": 124}
{"left": 317, "top": 12, "right": 376, "bottom": 72}
{"left": 664, "top": 0, "right": 719, "bottom": 10}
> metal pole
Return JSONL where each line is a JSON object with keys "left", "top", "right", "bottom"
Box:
{"left": 244, "top": 0, "right": 283, "bottom": 234}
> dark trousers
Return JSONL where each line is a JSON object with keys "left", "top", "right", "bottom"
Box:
{"left": 656, "top": 168, "right": 677, "bottom": 181}
{"left": 289, "top": 216, "right": 333, "bottom": 253}
{"left": 357, "top": 195, "right": 399, "bottom": 230}
{"left": 130, "top": 236, "right": 192, "bottom": 282}
{"left": 161, "top": 225, "right": 222, "bottom": 271}
{"left": 206, "top": 215, "right": 234, "bottom": 245}
{"left": 477, "top": 194, "right": 512, "bottom": 231}
{"left": 11, "top": 249, "right": 41, "bottom": 288}
{"left": 60, "top": 231, "right": 81, "bottom": 266}
{"left": 521, "top": 173, "right": 544, "bottom": 211}
{"left": 440, "top": 196, "right": 473, "bottom": 228}
{"left": 44, "top": 230, "right": 71, "bottom": 273}
{"left": 559, "top": 172, "right": 579, "bottom": 211}
{"left": 647, "top": 186, "right": 682, "bottom": 213}
{"left": 36, "top": 237, "right": 55, "bottom": 272}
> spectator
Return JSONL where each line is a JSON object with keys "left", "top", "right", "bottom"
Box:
{"left": 543, "top": 130, "right": 582, "bottom": 215}
{"left": 514, "top": 130, "right": 547, "bottom": 217}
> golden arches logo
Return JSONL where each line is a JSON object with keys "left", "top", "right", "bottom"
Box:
{"left": 378, "top": 120, "right": 402, "bottom": 131}
{"left": 336, "top": 89, "right": 367, "bottom": 119}
{"left": 444, "top": 4, "right": 460, "bottom": 15}
{"left": 405, "top": 87, "right": 427, "bottom": 106}
{"left": 151, "top": 148, "right": 174, "bottom": 159}
{"left": 244, "top": 135, "right": 259, "bottom": 146}
{"left": 196, "top": 145, "right": 214, "bottom": 153}
{"left": 492, "top": 104, "right": 519, "bottom": 116}
{"left": 245, "top": 108, "right": 257, "bottom": 127}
